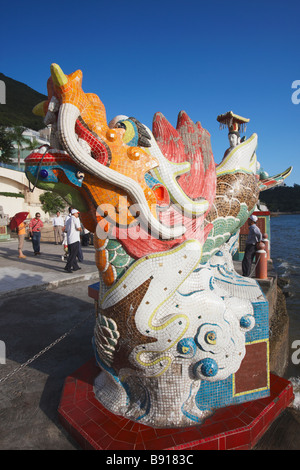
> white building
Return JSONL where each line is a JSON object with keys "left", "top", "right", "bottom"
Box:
{"left": 0, "top": 167, "right": 47, "bottom": 220}
{"left": 10, "top": 127, "right": 50, "bottom": 170}
{"left": 0, "top": 127, "right": 51, "bottom": 220}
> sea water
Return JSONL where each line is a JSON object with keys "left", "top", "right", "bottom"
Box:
{"left": 270, "top": 214, "right": 300, "bottom": 409}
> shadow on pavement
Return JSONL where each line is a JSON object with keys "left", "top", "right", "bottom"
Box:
{"left": 0, "top": 282, "right": 96, "bottom": 449}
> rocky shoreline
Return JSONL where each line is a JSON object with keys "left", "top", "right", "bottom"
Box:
{"left": 269, "top": 283, "right": 289, "bottom": 377}
{"left": 270, "top": 212, "right": 300, "bottom": 216}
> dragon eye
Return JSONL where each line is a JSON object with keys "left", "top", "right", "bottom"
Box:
{"left": 39, "top": 169, "right": 48, "bottom": 179}
{"left": 116, "top": 122, "right": 126, "bottom": 130}
{"left": 116, "top": 120, "right": 137, "bottom": 146}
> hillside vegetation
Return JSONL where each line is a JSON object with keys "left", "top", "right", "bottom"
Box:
{"left": 260, "top": 185, "right": 300, "bottom": 212}
{"left": 0, "top": 72, "right": 47, "bottom": 130}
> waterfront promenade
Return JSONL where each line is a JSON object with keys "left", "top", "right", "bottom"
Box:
{"left": 0, "top": 238, "right": 299, "bottom": 450}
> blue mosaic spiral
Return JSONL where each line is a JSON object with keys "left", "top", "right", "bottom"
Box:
{"left": 193, "top": 358, "right": 218, "bottom": 378}
{"left": 240, "top": 315, "right": 253, "bottom": 329}
{"left": 177, "top": 338, "right": 197, "bottom": 356}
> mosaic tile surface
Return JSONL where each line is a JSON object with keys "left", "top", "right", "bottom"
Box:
{"left": 25, "top": 63, "right": 292, "bottom": 428}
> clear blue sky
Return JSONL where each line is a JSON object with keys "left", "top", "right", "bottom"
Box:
{"left": 1, "top": 0, "right": 300, "bottom": 185}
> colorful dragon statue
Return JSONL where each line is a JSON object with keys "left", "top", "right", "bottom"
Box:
{"left": 25, "top": 64, "right": 292, "bottom": 428}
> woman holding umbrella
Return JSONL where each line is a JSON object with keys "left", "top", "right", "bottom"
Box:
{"left": 9, "top": 212, "right": 29, "bottom": 259}
{"left": 17, "top": 220, "right": 27, "bottom": 258}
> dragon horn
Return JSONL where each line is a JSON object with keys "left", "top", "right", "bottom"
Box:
{"left": 32, "top": 101, "right": 49, "bottom": 117}
{"left": 50, "top": 63, "right": 68, "bottom": 87}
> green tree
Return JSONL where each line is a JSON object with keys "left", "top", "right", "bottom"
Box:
{"left": 24, "top": 137, "right": 40, "bottom": 151}
{"left": 39, "top": 192, "right": 66, "bottom": 215}
{"left": 0, "top": 126, "right": 14, "bottom": 163}
{"left": 10, "top": 125, "right": 28, "bottom": 169}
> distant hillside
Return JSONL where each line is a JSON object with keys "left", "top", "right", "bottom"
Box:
{"left": 260, "top": 184, "right": 300, "bottom": 212}
{"left": 0, "top": 73, "right": 47, "bottom": 130}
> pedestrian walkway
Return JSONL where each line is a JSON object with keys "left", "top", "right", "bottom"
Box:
{"left": 0, "top": 238, "right": 99, "bottom": 299}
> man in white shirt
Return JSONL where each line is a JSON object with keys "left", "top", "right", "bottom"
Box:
{"left": 64, "top": 209, "right": 82, "bottom": 273}
{"left": 52, "top": 211, "right": 64, "bottom": 244}
{"left": 64, "top": 207, "right": 84, "bottom": 262}
{"left": 242, "top": 215, "right": 263, "bottom": 277}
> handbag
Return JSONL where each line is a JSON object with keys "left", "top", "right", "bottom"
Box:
{"left": 30, "top": 220, "right": 40, "bottom": 238}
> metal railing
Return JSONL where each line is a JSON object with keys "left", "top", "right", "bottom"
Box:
{"left": 0, "top": 162, "right": 25, "bottom": 173}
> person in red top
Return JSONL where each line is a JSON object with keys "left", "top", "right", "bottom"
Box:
{"left": 29, "top": 212, "right": 44, "bottom": 255}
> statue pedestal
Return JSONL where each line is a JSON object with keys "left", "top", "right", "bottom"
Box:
{"left": 58, "top": 358, "right": 294, "bottom": 450}
{"left": 0, "top": 226, "right": 10, "bottom": 241}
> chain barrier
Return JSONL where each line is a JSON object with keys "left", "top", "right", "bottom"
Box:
{"left": 0, "top": 311, "right": 93, "bottom": 385}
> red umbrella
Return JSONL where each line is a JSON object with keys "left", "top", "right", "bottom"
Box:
{"left": 9, "top": 212, "right": 29, "bottom": 230}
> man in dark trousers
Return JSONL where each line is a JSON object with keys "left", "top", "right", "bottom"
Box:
{"left": 64, "top": 209, "right": 82, "bottom": 273}
{"left": 242, "top": 215, "right": 262, "bottom": 277}
{"left": 29, "top": 212, "right": 44, "bottom": 255}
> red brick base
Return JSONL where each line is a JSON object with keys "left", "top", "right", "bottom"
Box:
{"left": 58, "top": 358, "right": 294, "bottom": 450}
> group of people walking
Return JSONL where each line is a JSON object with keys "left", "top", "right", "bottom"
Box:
{"left": 51, "top": 207, "right": 91, "bottom": 272}
{"left": 15, "top": 207, "right": 90, "bottom": 273}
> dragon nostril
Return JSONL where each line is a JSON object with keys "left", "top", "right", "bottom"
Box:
{"left": 106, "top": 129, "right": 117, "bottom": 142}
{"left": 76, "top": 171, "right": 84, "bottom": 179}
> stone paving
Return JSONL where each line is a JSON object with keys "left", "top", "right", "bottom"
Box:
{"left": 0, "top": 238, "right": 99, "bottom": 299}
